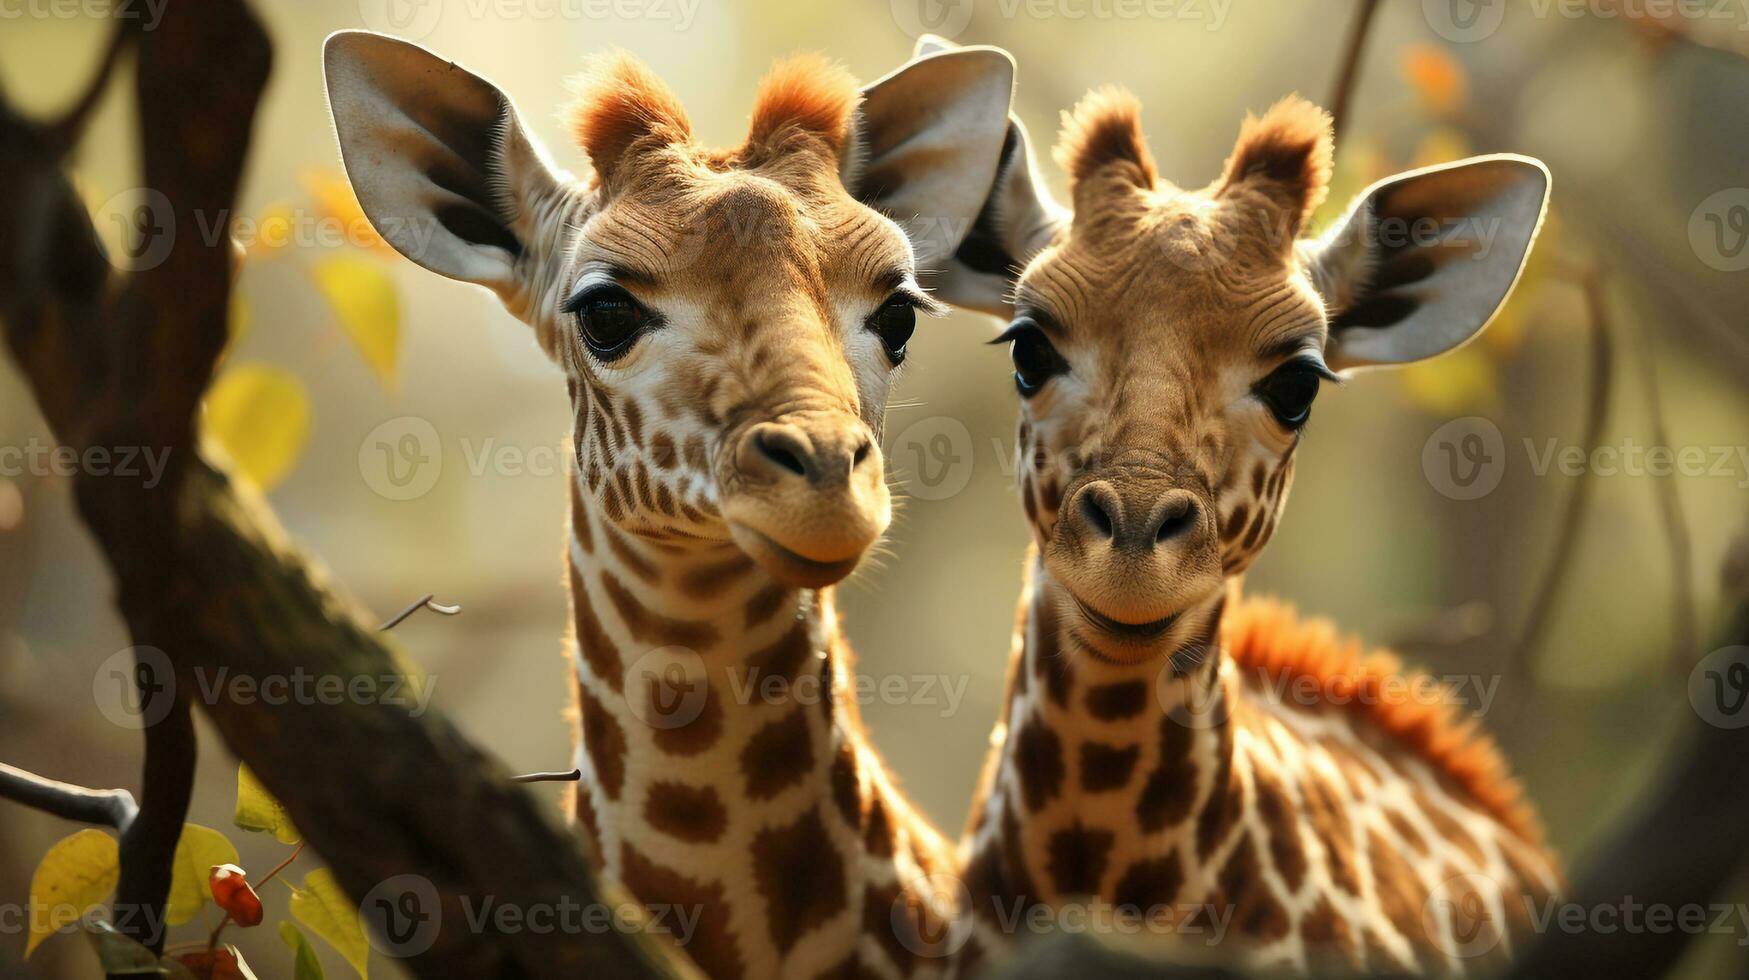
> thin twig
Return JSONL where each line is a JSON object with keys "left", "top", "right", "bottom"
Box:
{"left": 0, "top": 762, "right": 139, "bottom": 831}
{"left": 1328, "top": 0, "right": 1383, "bottom": 137}
{"left": 1507, "top": 263, "right": 1615, "bottom": 684}
{"left": 1625, "top": 306, "right": 1700, "bottom": 674}
{"left": 512, "top": 769, "right": 583, "bottom": 784}
{"left": 378, "top": 593, "right": 462, "bottom": 631}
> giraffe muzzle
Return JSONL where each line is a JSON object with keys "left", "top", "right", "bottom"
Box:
{"left": 1046, "top": 479, "right": 1223, "bottom": 650}
{"left": 722, "top": 417, "right": 890, "bottom": 587}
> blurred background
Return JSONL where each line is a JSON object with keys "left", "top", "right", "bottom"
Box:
{"left": 3, "top": 0, "right": 1747, "bottom": 976}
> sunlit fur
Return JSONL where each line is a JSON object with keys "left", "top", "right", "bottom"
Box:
{"left": 961, "top": 91, "right": 1560, "bottom": 974}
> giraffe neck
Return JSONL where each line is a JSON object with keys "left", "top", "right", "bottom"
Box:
{"left": 963, "top": 552, "right": 1561, "bottom": 975}
{"left": 563, "top": 474, "right": 967, "bottom": 979}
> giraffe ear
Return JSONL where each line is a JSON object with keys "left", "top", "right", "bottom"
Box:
{"left": 323, "top": 30, "right": 577, "bottom": 311}
{"left": 842, "top": 44, "right": 1017, "bottom": 297}
{"left": 931, "top": 113, "right": 1069, "bottom": 317}
{"left": 1301, "top": 154, "right": 1551, "bottom": 371}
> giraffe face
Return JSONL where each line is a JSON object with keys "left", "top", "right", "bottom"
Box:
{"left": 555, "top": 138, "right": 928, "bottom": 587}
{"left": 950, "top": 88, "right": 1550, "bottom": 665}
{"left": 1005, "top": 191, "right": 1327, "bottom": 663}
{"left": 325, "top": 34, "right": 1018, "bottom": 587}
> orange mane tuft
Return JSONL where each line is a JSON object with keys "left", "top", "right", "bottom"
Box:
{"left": 1222, "top": 595, "right": 1545, "bottom": 847}
{"left": 745, "top": 53, "right": 859, "bottom": 152}
{"left": 1053, "top": 84, "right": 1157, "bottom": 193}
{"left": 568, "top": 51, "right": 693, "bottom": 183}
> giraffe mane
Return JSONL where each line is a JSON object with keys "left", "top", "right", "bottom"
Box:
{"left": 1221, "top": 594, "right": 1547, "bottom": 848}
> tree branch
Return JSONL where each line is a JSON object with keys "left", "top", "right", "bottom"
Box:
{"left": 113, "top": 697, "right": 195, "bottom": 955}
{"left": 1327, "top": 0, "right": 1382, "bottom": 137}
{"left": 0, "top": 762, "right": 139, "bottom": 832}
{"left": 1502, "top": 263, "right": 1615, "bottom": 703}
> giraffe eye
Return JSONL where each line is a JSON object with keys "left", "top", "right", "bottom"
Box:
{"left": 866, "top": 294, "right": 918, "bottom": 366}
{"left": 1254, "top": 358, "right": 1324, "bottom": 429}
{"left": 569, "top": 285, "right": 654, "bottom": 362}
{"left": 995, "top": 320, "right": 1066, "bottom": 397}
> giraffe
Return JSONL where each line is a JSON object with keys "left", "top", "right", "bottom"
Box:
{"left": 926, "top": 50, "right": 1562, "bottom": 974}
{"left": 323, "top": 32, "right": 1015, "bottom": 978}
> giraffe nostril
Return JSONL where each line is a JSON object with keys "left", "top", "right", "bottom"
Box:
{"left": 755, "top": 430, "right": 809, "bottom": 478}
{"left": 1080, "top": 489, "right": 1117, "bottom": 540}
{"left": 1154, "top": 496, "right": 1198, "bottom": 543}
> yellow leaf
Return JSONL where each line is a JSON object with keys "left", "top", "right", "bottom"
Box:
{"left": 235, "top": 763, "right": 301, "bottom": 845}
{"left": 27, "top": 829, "right": 119, "bottom": 957}
{"left": 310, "top": 257, "right": 401, "bottom": 389}
{"left": 1402, "top": 44, "right": 1468, "bottom": 115}
{"left": 290, "top": 869, "right": 368, "bottom": 980}
{"left": 166, "top": 823, "right": 241, "bottom": 927}
{"left": 203, "top": 365, "right": 311, "bottom": 492}
{"left": 301, "top": 168, "right": 392, "bottom": 255}
{"left": 1398, "top": 344, "right": 1500, "bottom": 416}
{"left": 248, "top": 202, "right": 298, "bottom": 258}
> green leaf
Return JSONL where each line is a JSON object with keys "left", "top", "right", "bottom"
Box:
{"left": 311, "top": 256, "right": 400, "bottom": 389}
{"left": 235, "top": 763, "right": 300, "bottom": 844}
{"left": 27, "top": 829, "right": 119, "bottom": 957}
{"left": 202, "top": 365, "right": 311, "bottom": 492}
{"left": 279, "top": 921, "right": 327, "bottom": 980}
{"left": 166, "top": 823, "right": 241, "bottom": 926}
{"left": 290, "top": 869, "right": 368, "bottom": 980}
{"left": 82, "top": 920, "right": 161, "bottom": 974}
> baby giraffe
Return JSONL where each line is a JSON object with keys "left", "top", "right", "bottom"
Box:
{"left": 324, "top": 33, "right": 1014, "bottom": 978}
{"left": 934, "top": 72, "right": 1562, "bottom": 974}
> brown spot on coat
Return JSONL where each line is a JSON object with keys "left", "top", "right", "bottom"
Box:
{"left": 578, "top": 683, "right": 626, "bottom": 799}
{"left": 644, "top": 781, "right": 727, "bottom": 843}
{"left": 1046, "top": 822, "right": 1115, "bottom": 898}
{"left": 1112, "top": 852, "right": 1183, "bottom": 919}
{"left": 741, "top": 706, "right": 815, "bottom": 799}
{"left": 1084, "top": 680, "right": 1148, "bottom": 720}
{"left": 1079, "top": 741, "right": 1140, "bottom": 792}
{"left": 603, "top": 571, "right": 719, "bottom": 648}
{"left": 619, "top": 842, "right": 744, "bottom": 980}
{"left": 752, "top": 807, "right": 849, "bottom": 955}
{"left": 1251, "top": 761, "right": 1308, "bottom": 893}
{"left": 1012, "top": 714, "right": 1065, "bottom": 812}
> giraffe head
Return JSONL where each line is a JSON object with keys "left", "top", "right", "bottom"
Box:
{"left": 937, "top": 79, "right": 1548, "bottom": 663}
{"left": 325, "top": 32, "right": 1013, "bottom": 587}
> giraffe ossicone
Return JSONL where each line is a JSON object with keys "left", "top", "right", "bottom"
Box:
{"left": 924, "top": 36, "right": 1560, "bottom": 974}
{"left": 325, "top": 30, "right": 1017, "bottom": 978}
